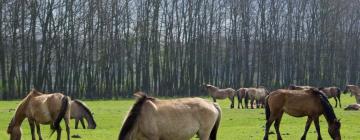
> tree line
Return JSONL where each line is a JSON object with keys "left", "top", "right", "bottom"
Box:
{"left": 0, "top": 0, "right": 360, "bottom": 99}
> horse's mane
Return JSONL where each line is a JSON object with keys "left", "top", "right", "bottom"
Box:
{"left": 313, "top": 89, "right": 337, "bottom": 122}
{"left": 119, "top": 92, "right": 154, "bottom": 140}
{"left": 73, "top": 99, "right": 96, "bottom": 127}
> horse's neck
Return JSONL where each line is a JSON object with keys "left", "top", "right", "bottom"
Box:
{"left": 13, "top": 106, "right": 27, "bottom": 127}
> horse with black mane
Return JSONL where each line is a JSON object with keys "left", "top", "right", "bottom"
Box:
{"left": 119, "top": 92, "right": 221, "bottom": 140}
{"left": 70, "top": 99, "right": 97, "bottom": 129}
{"left": 264, "top": 88, "right": 341, "bottom": 140}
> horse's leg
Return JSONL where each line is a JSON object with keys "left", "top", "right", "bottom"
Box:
{"left": 274, "top": 112, "right": 284, "bottom": 140}
{"left": 256, "top": 100, "right": 260, "bottom": 108}
{"left": 338, "top": 95, "right": 342, "bottom": 108}
{"left": 237, "top": 94, "right": 241, "bottom": 109}
{"left": 212, "top": 97, "right": 216, "bottom": 102}
{"left": 36, "top": 123, "right": 43, "bottom": 140}
{"left": 64, "top": 118, "right": 71, "bottom": 140}
{"left": 80, "top": 118, "right": 86, "bottom": 129}
{"left": 230, "top": 96, "right": 234, "bottom": 109}
{"left": 75, "top": 119, "right": 79, "bottom": 129}
{"left": 314, "top": 117, "right": 322, "bottom": 140}
{"left": 56, "top": 126, "right": 62, "bottom": 140}
{"left": 263, "top": 116, "right": 276, "bottom": 140}
{"left": 301, "top": 117, "right": 313, "bottom": 140}
{"left": 334, "top": 97, "right": 338, "bottom": 108}
{"left": 28, "top": 119, "right": 36, "bottom": 140}
{"left": 250, "top": 99, "right": 254, "bottom": 109}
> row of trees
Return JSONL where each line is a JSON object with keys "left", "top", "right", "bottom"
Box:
{"left": 1, "top": 0, "right": 360, "bottom": 99}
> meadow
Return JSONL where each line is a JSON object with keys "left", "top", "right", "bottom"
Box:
{"left": 1, "top": 94, "right": 360, "bottom": 140}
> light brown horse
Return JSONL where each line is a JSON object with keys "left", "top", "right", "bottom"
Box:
{"left": 264, "top": 88, "right": 341, "bottom": 140}
{"left": 118, "top": 92, "right": 221, "bottom": 140}
{"left": 245, "top": 87, "right": 268, "bottom": 109}
{"left": 319, "top": 87, "right": 342, "bottom": 108}
{"left": 70, "top": 99, "right": 97, "bottom": 129}
{"left": 7, "top": 89, "right": 71, "bottom": 140}
{"left": 236, "top": 88, "right": 248, "bottom": 109}
{"left": 204, "top": 84, "right": 236, "bottom": 108}
{"left": 344, "top": 104, "right": 360, "bottom": 110}
{"left": 344, "top": 85, "right": 360, "bottom": 104}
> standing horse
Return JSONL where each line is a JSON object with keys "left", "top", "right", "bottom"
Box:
{"left": 70, "top": 99, "right": 97, "bottom": 129}
{"left": 236, "top": 88, "right": 248, "bottom": 109}
{"left": 344, "top": 85, "right": 360, "bottom": 104}
{"left": 7, "top": 89, "right": 71, "bottom": 140}
{"left": 319, "top": 87, "right": 342, "bottom": 108}
{"left": 245, "top": 87, "right": 268, "bottom": 109}
{"left": 119, "top": 92, "right": 221, "bottom": 140}
{"left": 204, "top": 84, "right": 236, "bottom": 109}
{"left": 263, "top": 88, "right": 341, "bottom": 140}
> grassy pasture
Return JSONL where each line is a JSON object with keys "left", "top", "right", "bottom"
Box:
{"left": 1, "top": 94, "right": 360, "bottom": 140}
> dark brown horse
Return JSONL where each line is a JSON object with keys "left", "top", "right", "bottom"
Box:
{"left": 119, "top": 92, "right": 221, "bottom": 140}
{"left": 70, "top": 99, "right": 97, "bottom": 129}
{"left": 319, "top": 87, "right": 342, "bottom": 108}
{"left": 7, "top": 89, "right": 71, "bottom": 140}
{"left": 264, "top": 88, "right": 341, "bottom": 140}
{"left": 204, "top": 84, "right": 236, "bottom": 108}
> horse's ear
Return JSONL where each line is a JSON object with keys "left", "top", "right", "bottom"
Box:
{"left": 134, "top": 92, "right": 146, "bottom": 99}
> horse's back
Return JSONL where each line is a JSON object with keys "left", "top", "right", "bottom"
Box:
{"left": 27, "top": 93, "right": 69, "bottom": 124}
{"left": 268, "top": 89, "right": 322, "bottom": 117}
{"left": 139, "top": 97, "right": 219, "bottom": 140}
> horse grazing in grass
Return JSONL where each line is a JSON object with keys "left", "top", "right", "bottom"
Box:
{"left": 119, "top": 92, "right": 221, "bottom": 140}
{"left": 344, "top": 85, "right": 360, "bottom": 104}
{"left": 245, "top": 87, "right": 268, "bottom": 109}
{"left": 344, "top": 104, "right": 360, "bottom": 110}
{"left": 288, "top": 85, "right": 313, "bottom": 90}
{"left": 263, "top": 88, "right": 341, "bottom": 140}
{"left": 204, "top": 84, "right": 236, "bottom": 109}
{"left": 7, "top": 89, "right": 71, "bottom": 140}
{"left": 319, "top": 87, "right": 342, "bottom": 108}
{"left": 70, "top": 99, "right": 97, "bottom": 129}
{"left": 236, "top": 88, "right": 248, "bottom": 109}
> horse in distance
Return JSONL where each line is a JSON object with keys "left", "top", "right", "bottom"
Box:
{"left": 7, "top": 89, "right": 71, "bottom": 140}
{"left": 203, "top": 84, "right": 236, "bottom": 109}
{"left": 236, "top": 88, "right": 248, "bottom": 109}
{"left": 70, "top": 99, "right": 97, "bottom": 129}
{"left": 245, "top": 87, "right": 268, "bottom": 109}
{"left": 263, "top": 88, "right": 341, "bottom": 140}
{"left": 344, "top": 85, "right": 360, "bottom": 104}
{"left": 118, "top": 92, "right": 221, "bottom": 140}
{"left": 319, "top": 87, "right": 342, "bottom": 108}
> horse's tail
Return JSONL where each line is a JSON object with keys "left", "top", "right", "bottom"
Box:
{"left": 210, "top": 103, "right": 222, "bottom": 140}
{"left": 265, "top": 95, "right": 270, "bottom": 120}
{"left": 336, "top": 87, "right": 341, "bottom": 98}
{"left": 119, "top": 92, "right": 150, "bottom": 140}
{"left": 50, "top": 96, "right": 69, "bottom": 136}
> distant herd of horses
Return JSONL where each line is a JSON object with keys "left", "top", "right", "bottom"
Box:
{"left": 6, "top": 84, "right": 360, "bottom": 140}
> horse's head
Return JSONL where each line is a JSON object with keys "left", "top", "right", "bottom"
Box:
{"left": 7, "top": 118, "right": 22, "bottom": 140}
{"left": 328, "top": 119, "right": 341, "bottom": 140}
{"left": 87, "top": 112, "right": 97, "bottom": 129}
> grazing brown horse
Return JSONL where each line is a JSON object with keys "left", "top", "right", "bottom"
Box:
{"left": 319, "top": 87, "right": 342, "bottom": 108}
{"left": 264, "top": 88, "right": 341, "bottom": 140}
{"left": 7, "top": 89, "right": 71, "bottom": 140}
{"left": 70, "top": 99, "right": 97, "bottom": 129}
{"left": 245, "top": 87, "right": 268, "bottom": 109}
{"left": 119, "top": 92, "right": 221, "bottom": 140}
{"left": 236, "top": 88, "right": 248, "bottom": 109}
{"left": 204, "top": 84, "right": 236, "bottom": 108}
{"left": 344, "top": 85, "right": 360, "bottom": 104}
{"left": 344, "top": 104, "right": 360, "bottom": 110}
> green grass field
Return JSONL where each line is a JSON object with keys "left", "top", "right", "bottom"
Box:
{"left": 1, "top": 95, "right": 360, "bottom": 140}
